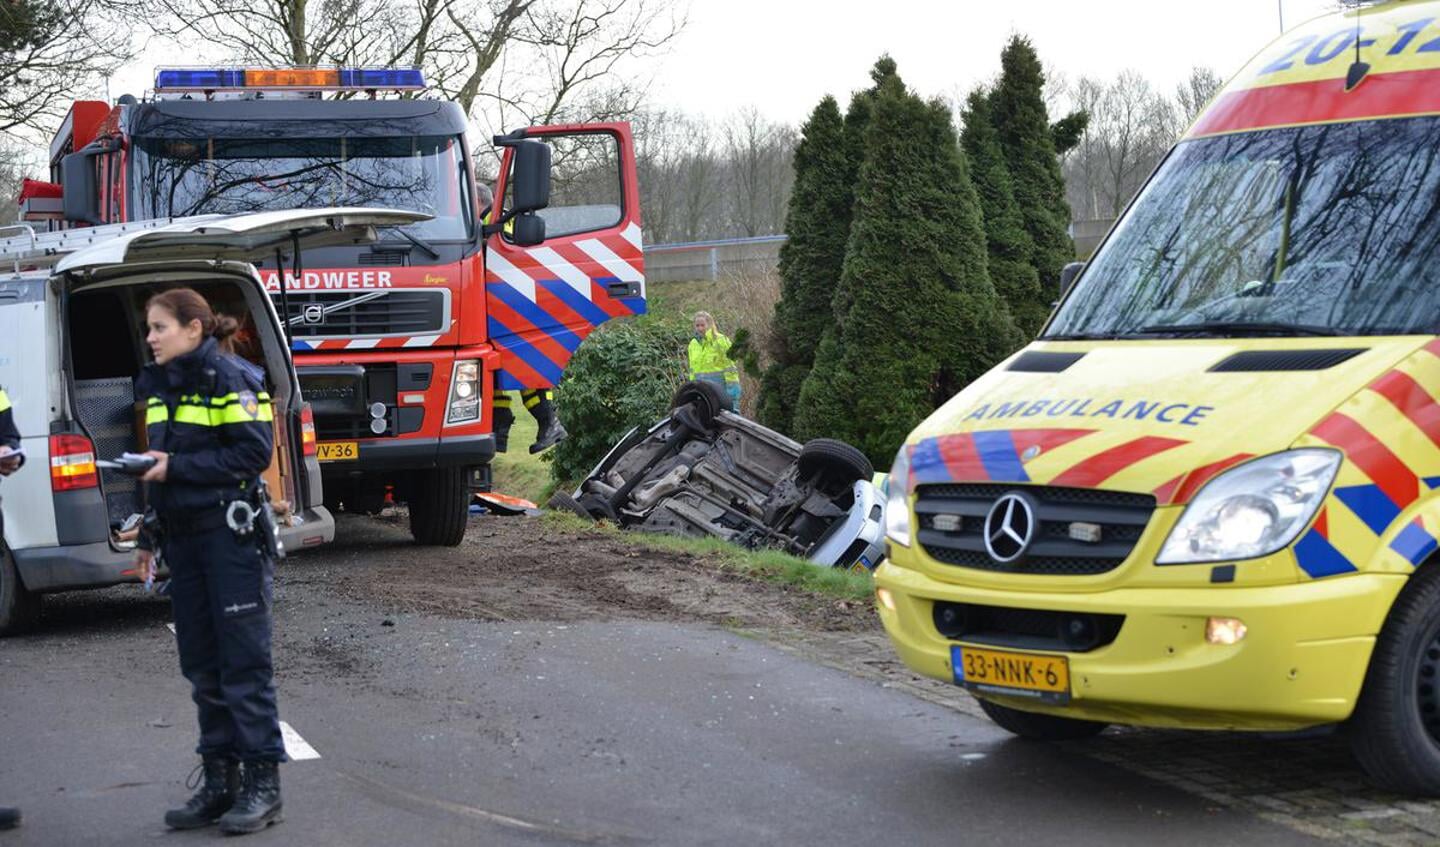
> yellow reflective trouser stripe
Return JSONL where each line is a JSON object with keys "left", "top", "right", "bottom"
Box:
{"left": 522, "top": 390, "right": 551, "bottom": 409}
{"left": 494, "top": 393, "right": 512, "bottom": 409}
{"left": 0, "top": 389, "right": 10, "bottom": 414}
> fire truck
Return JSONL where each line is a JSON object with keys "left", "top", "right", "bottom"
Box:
{"left": 21, "top": 67, "right": 647, "bottom": 545}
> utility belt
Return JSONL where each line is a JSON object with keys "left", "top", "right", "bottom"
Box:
{"left": 157, "top": 481, "right": 285, "bottom": 560}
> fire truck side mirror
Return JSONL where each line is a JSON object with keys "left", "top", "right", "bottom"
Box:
{"left": 510, "top": 213, "right": 546, "bottom": 247}
{"left": 510, "top": 140, "right": 551, "bottom": 214}
{"left": 61, "top": 141, "right": 110, "bottom": 225}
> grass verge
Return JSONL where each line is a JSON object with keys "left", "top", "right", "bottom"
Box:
{"left": 539, "top": 511, "right": 877, "bottom": 604}
{"left": 489, "top": 408, "right": 554, "bottom": 505}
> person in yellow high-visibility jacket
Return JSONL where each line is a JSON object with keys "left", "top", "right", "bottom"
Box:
{"left": 688, "top": 311, "right": 740, "bottom": 411}
{"left": 479, "top": 182, "right": 567, "bottom": 454}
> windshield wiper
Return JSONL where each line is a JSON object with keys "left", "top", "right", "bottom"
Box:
{"left": 375, "top": 225, "right": 440, "bottom": 259}
{"left": 1138, "top": 321, "right": 1341, "bottom": 337}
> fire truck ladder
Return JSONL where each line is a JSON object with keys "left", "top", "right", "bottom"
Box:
{"left": 0, "top": 217, "right": 223, "bottom": 273}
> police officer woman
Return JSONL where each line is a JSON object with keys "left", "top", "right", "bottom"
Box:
{"left": 132, "top": 288, "right": 286, "bottom": 835}
{"left": 0, "top": 385, "right": 26, "bottom": 832}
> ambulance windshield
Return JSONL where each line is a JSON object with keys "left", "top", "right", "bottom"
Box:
{"left": 129, "top": 134, "right": 472, "bottom": 241}
{"left": 1047, "top": 116, "right": 1440, "bottom": 339}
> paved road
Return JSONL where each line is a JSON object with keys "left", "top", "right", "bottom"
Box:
{"left": 0, "top": 547, "right": 1328, "bottom": 846}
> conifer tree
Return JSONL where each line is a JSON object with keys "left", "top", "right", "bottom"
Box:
{"left": 989, "top": 35, "right": 1076, "bottom": 293}
{"left": 757, "top": 96, "right": 851, "bottom": 433}
{"left": 960, "top": 87, "right": 1048, "bottom": 337}
{"left": 792, "top": 61, "right": 1022, "bottom": 465}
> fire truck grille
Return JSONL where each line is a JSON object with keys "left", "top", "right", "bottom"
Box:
{"left": 276, "top": 290, "right": 447, "bottom": 339}
{"left": 914, "top": 484, "right": 1156, "bottom": 576}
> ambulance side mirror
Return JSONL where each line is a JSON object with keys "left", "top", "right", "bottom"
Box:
{"left": 510, "top": 140, "right": 551, "bottom": 214}
{"left": 1059, "top": 261, "right": 1085, "bottom": 298}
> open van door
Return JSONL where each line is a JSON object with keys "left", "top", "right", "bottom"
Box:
{"left": 54, "top": 207, "right": 430, "bottom": 273}
{"left": 484, "top": 123, "right": 646, "bottom": 391}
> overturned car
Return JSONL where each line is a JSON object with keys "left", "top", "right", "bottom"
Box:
{"left": 554, "top": 382, "right": 886, "bottom": 571}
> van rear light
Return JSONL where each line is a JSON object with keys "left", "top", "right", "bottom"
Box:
{"left": 300, "top": 404, "right": 317, "bottom": 456}
{"left": 50, "top": 433, "right": 98, "bottom": 491}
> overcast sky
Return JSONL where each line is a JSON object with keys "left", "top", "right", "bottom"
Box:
{"left": 104, "top": 0, "right": 1343, "bottom": 125}
{"left": 646, "top": 0, "right": 1342, "bottom": 121}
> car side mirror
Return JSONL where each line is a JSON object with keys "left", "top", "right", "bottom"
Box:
{"left": 1059, "top": 261, "right": 1085, "bottom": 297}
{"left": 510, "top": 213, "right": 546, "bottom": 247}
{"left": 61, "top": 141, "right": 110, "bottom": 225}
{"left": 510, "top": 140, "right": 551, "bottom": 214}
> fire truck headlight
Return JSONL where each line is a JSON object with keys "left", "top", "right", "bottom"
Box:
{"left": 446, "top": 359, "right": 481, "bottom": 426}
{"left": 1156, "top": 449, "right": 1341, "bottom": 565}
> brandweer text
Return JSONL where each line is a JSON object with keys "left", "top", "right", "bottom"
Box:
{"left": 261, "top": 270, "right": 393, "bottom": 291}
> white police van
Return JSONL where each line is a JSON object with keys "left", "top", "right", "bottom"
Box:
{"left": 0, "top": 208, "right": 423, "bottom": 633}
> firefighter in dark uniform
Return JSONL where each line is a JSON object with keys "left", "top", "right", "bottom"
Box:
{"left": 0, "top": 385, "right": 25, "bottom": 832}
{"left": 132, "top": 288, "right": 286, "bottom": 835}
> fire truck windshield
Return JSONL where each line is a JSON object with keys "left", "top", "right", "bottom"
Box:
{"left": 130, "top": 133, "right": 472, "bottom": 241}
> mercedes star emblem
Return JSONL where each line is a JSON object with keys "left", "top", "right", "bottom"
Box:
{"left": 983, "top": 492, "right": 1036, "bottom": 563}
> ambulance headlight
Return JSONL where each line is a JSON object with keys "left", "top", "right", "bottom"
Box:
{"left": 1157, "top": 449, "right": 1341, "bottom": 564}
{"left": 884, "top": 446, "right": 912, "bottom": 548}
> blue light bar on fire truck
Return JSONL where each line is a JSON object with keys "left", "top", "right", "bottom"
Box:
{"left": 154, "top": 67, "right": 427, "bottom": 92}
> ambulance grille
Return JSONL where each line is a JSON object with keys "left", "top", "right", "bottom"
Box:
{"left": 275, "top": 290, "right": 446, "bottom": 339}
{"left": 914, "top": 484, "right": 1155, "bottom": 576}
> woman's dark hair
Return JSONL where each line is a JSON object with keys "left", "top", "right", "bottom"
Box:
{"left": 146, "top": 287, "right": 240, "bottom": 353}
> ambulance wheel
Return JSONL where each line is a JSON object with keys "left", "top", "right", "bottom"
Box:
{"left": 1349, "top": 564, "right": 1440, "bottom": 795}
{"left": 409, "top": 468, "right": 467, "bottom": 547}
{"left": 0, "top": 542, "right": 41, "bottom": 636}
{"left": 978, "top": 698, "right": 1107, "bottom": 741}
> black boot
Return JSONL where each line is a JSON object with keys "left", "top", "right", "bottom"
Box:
{"left": 218, "top": 761, "right": 282, "bottom": 835}
{"left": 164, "top": 756, "right": 238, "bottom": 830}
{"left": 0, "top": 807, "right": 19, "bottom": 830}
{"left": 530, "top": 418, "right": 568, "bottom": 454}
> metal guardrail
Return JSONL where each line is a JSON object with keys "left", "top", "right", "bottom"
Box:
{"left": 644, "top": 234, "right": 787, "bottom": 282}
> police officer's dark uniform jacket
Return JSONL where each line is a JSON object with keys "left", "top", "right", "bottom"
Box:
{"left": 135, "top": 336, "right": 287, "bottom": 765}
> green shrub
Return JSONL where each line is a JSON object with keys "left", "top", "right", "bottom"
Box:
{"left": 550, "top": 313, "right": 691, "bottom": 484}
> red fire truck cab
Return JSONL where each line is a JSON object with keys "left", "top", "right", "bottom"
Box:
{"left": 28, "top": 67, "right": 647, "bottom": 545}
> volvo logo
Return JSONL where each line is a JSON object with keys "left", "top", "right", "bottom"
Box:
{"left": 983, "top": 492, "right": 1036, "bottom": 563}
{"left": 302, "top": 304, "right": 326, "bottom": 325}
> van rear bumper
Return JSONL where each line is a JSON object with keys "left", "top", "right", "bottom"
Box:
{"left": 13, "top": 542, "right": 132, "bottom": 592}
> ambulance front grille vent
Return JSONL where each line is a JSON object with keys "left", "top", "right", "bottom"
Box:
{"left": 1208, "top": 349, "right": 1366, "bottom": 372}
{"left": 913, "top": 484, "right": 1155, "bottom": 576}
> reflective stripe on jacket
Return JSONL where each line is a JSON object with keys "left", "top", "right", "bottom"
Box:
{"left": 0, "top": 387, "right": 22, "bottom": 467}
{"left": 135, "top": 337, "right": 274, "bottom": 520}
{"left": 688, "top": 329, "right": 739, "bottom": 384}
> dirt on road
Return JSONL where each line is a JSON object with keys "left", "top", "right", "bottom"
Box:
{"left": 322, "top": 511, "right": 881, "bottom": 636}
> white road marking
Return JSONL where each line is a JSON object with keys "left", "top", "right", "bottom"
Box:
{"left": 280, "top": 721, "right": 321, "bottom": 761}
{"left": 166, "top": 623, "right": 176, "bottom": 634}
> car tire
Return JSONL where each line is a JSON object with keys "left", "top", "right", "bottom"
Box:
{"left": 409, "top": 467, "right": 468, "bottom": 546}
{"left": 978, "top": 698, "right": 1108, "bottom": 741}
{"left": 797, "top": 438, "right": 873, "bottom": 486}
{"left": 547, "top": 491, "right": 596, "bottom": 520}
{"left": 1348, "top": 565, "right": 1440, "bottom": 795}
{"left": 0, "top": 542, "right": 41, "bottom": 636}
{"left": 671, "top": 380, "right": 729, "bottom": 428}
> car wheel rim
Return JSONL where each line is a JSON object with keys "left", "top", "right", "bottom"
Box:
{"left": 1419, "top": 633, "right": 1440, "bottom": 745}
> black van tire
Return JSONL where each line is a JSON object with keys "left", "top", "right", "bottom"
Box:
{"left": 409, "top": 468, "right": 468, "bottom": 546}
{"left": 0, "top": 543, "right": 41, "bottom": 636}
{"left": 671, "top": 381, "right": 729, "bottom": 428}
{"left": 1348, "top": 565, "right": 1440, "bottom": 795}
{"left": 979, "top": 698, "right": 1108, "bottom": 741}
{"left": 797, "top": 438, "right": 873, "bottom": 486}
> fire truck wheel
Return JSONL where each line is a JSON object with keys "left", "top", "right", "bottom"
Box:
{"left": 978, "top": 698, "right": 1107, "bottom": 741}
{"left": 0, "top": 542, "right": 41, "bottom": 636}
{"left": 409, "top": 468, "right": 468, "bottom": 546}
{"left": 1349, "top": 564, "right": 1440, "bottom": 795}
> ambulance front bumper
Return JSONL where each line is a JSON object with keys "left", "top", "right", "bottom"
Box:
{"left": 874, "top": 555, "right": 1406, "bottom": 731}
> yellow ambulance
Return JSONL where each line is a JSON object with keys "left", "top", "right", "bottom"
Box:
{"left": 876, "top": 0, "right": 1440, "bottom": 794}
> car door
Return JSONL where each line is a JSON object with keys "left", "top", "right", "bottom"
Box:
{"left": 484, "top": 123, "right": 646, "bottom": 391}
